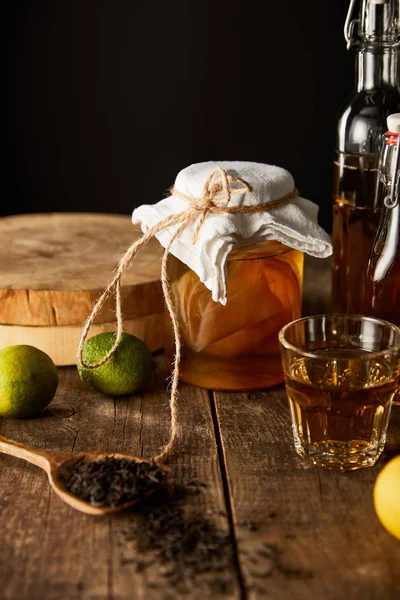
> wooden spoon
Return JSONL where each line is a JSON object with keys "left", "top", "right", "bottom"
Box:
{"left": 0, "top": 435, "right": 167, "bottom": 516}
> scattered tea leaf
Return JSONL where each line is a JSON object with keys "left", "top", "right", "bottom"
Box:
{"left": 119, "top": 485, "right": 236, "bottom": 595}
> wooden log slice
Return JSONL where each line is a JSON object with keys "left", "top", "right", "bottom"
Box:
{"left": 0, "top": 314, "right": 164, "bottom": 366}
{"left": 0, "top": 213, "right": 163, "bottom": 326}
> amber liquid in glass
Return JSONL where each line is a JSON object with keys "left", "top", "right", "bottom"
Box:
{"left": 284, "top": 349, "right": 397, "bottom": 470}
{"left": 332, "top": 155, "right": 381, "bottom": 313}
{"left": 165, "top": 247, "right": 304, "bottom": 390}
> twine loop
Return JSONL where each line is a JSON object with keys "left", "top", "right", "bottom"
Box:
{"left": 77, "top": 167, "right": 298, "bottom": 464}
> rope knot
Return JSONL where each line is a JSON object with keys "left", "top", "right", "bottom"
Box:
{"left": 171, "top": 167, "right": 253, "bottom": 243}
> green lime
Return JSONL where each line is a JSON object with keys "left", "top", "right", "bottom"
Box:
{"left": 0, "top": 345, "right": 58, "bottom": 418}
{"left": 77, "top": 332, "right": 153, "bottom": 396}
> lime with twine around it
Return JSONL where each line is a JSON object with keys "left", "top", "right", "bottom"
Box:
{"left": 77, "top": 332, "right": 153, "bottom": 396}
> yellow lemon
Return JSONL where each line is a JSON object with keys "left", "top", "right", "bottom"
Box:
{"left": 373, "top": 455, "right": 400, "bottom": 540}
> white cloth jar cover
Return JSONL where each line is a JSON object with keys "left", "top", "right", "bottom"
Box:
{"left": 132, "top": 161, "right": 332, "bottom": 305}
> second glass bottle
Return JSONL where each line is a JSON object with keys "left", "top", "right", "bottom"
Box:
{"left": 332, "top": 0, "right": 400, "bottom": 314}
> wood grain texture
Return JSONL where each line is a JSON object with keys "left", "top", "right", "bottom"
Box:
{"left": 212, "top": 387, "right": 400, "bottom": 600}
{"left": 0, "top": 213, "right": 163, "bottom": 325}
{"left": 0, "top": 313, "right": 164, "bottom": 365}
{"left": 0, "top": 365, "right": 241, "bottom": 600}
{"left": 2, "top": 234, "right": 399, "bottom": 600}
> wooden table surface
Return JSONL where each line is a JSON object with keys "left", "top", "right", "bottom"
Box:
{"left": 1, "top": 257, "right": 400, "bottom": 600}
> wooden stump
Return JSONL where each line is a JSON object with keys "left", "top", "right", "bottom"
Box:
{"left": 0, "top": 213, "right": 164, "bottom": 363}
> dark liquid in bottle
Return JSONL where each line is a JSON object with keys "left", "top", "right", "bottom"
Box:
{"left": 368, "top": 252, "right": 400, "bottom": 325}
{"left": 332, "top": 154, "right": 382, "bottom": 314}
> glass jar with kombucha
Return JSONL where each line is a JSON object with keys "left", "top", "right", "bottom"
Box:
{"left": 165, "top": 240, "right": 304, "bottom": 391}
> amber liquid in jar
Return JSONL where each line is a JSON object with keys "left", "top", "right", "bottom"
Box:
{"left": 332, "top": 155, "right": 381, "bottom": 314}
{"left": 165, "top": 242, "right": 304, "bottom": 390}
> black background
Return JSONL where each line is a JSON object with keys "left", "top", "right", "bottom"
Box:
{"left": 3, "top": 1, "right": 355, "bottom": 232}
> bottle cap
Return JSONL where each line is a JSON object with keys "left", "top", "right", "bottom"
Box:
{"left": 387, "top": 114, "right": 400, "bottom": 133}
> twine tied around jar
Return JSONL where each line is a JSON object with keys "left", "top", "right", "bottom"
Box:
{"left": 77, "top": 167, "right": 298, "bottom": 464}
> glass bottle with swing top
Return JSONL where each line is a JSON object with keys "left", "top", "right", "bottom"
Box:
{"left": 367, "top": 113, "right": 400, "bottom": 324}
{"left": 332, "top": 0, "right": 400, "bottom": 314}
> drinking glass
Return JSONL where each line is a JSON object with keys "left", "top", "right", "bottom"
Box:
{"left": 279, "top": 314, "right": 400, "bottom": 471}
